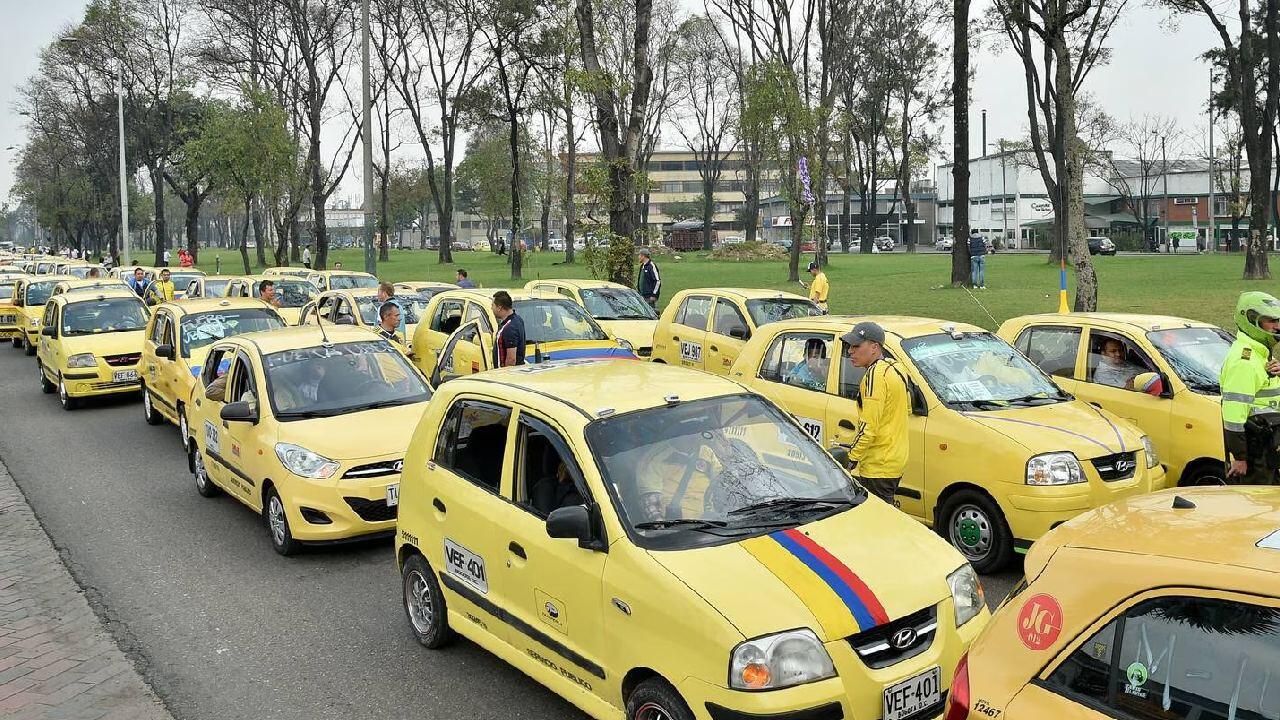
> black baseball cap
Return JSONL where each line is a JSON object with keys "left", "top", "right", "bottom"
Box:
{"left": 841, "top": 321, "right": 886, "bottom": 347}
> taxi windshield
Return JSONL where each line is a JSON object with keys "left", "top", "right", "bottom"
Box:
{"left": 745, "top": 298, "right": 822, "bottom": 326}
{"left": 257, "top": 280, "right": 314, "bottom": 308}
{"left": 168, "top": 272, "right": 204, "bottom": 288}
{"left": 328, "top": 274, "right": 379, "bottom": 290}
{"left": 1147, "top": 326, "right": 1233, "bottom": 394}
{"left": 901, "top": 332, "right": 1069, "bottom": 409}
{"left": 354, "top": 294, "right": 431, "bottom": 325}
{"left": 65, "top": 282, "right": 124, "bottom": 295}
{"left": 25, "top": 282, "right": 57, "bottom": 307}
{"left": 514, "top": 298, "right": 610, "bottom": 342}
{"left": 65, "top": 267, "right": 96, "bottom": 279}
{"left": 180, "top": 309, "right": 285, "bottom": 357}
{"left": 62, "top": 298, "right": 148, "bottom": 336}
{"left": 580, "top": 288, "right": 658, "bottom": 320}
{"left": 202, "top": 279, "right": 231, "bottom": 298}
{"left": 586, "top": 394, "right": 864, "bottom": 550}
{"left": 264, "top": 340, "right": 430, "bottom": 419}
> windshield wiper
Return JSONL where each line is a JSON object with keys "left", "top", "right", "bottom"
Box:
{"left": 350, "top": 398, "right": 415, "bottom": 412}
{"left": 276, "top": 408, "right": 346, "bottom": 419}
{"left": 633, "top": 518, "right": 729, "bottom": 531}
{"left": 1003, "top": 393, "right": 1066, "bottom": 405}
{"left": 728, "top": 497, "right": 853, "bottom": 516}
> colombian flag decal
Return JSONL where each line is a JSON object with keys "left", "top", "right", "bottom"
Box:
{"left": 541, "top": 348, "right": 637, "bottom": 361}
{"left": 744, "top": 528, "right": 889, "bottom": 638}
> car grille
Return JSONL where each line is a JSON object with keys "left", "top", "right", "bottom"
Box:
{"left": 0, "top": 313, "right": 17, "bottom": 325}
{"left": 103, "top": 352, "right": 140, "bottom": 367}
{"left": 847, "top": 604, "right": 937, "bottom": 669}
{"left": 91, "top": 380, "right": 140, "bottom": 391}
{"left": 342, "top": 459, "right": 403, "bottom": 479}
{"left": 344, "top": 497, "right": 397, "bottom": 522}
{"left": 1091, "top": 451, "right": 1138, "bottom": 481}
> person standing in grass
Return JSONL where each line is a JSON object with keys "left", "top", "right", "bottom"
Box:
{"left": 968, "top": 229, "right": 988, "bottom": 289}
{"left": 805, "top": 261, "right": 829, "bottom": 313}
{"left": 637, "top": 248, "right": 661, "bottom": 307}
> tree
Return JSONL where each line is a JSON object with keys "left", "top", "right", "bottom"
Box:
{"left": 952, "top": 0, "right": 972, "bottom": 283}
{"left": 456, "top": 126, "right": 521, "bottom": 248}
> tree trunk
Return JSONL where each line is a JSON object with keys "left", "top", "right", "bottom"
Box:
{"left": 508, "top": 107, "right": 524, "bottom": 281}
{"left": 540, "top": 198, "right": 551, "bottom": 255}
{"left": 239, "top": 200, "right": 252, "bottom": 275}
{"left": 151, "top": 166, "right": 167, "bottom": 266}
{"left": 185, "top": 199, "right": 200, "bottom": 264}
{"left": 951, "top": 0, "right": 972, "bottom": 284}
{"left": 701, "top": 183, "right": 715, "bottom": 251}
{"left": 1246, "top": 151, "right": 1275, "bottom": 278}
{"left": 1068, "top": 139, "right": 1097, "bottom": 310}
{"left": 307, "top": 106, "right": 329, "bottom": 270}
{"left": 252, "top": 198, "right": 267, "bottom": 268}
{"left": 788, "top": 216, "right": 803, "bottom": 282}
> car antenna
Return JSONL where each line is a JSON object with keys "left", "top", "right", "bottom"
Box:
{"left": 313, "top": 304, "right": 333, "bottom": 347}
{"left": 1171, "top": 495, "right": 1197, "bottom": 510}
{"left": 533, "top": 342, "right": 544, "bottom": 364}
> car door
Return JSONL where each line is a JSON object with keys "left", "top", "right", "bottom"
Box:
{"left": 433, "top": 321, "right": 493, "bottom": 385}
{"left": 745, "top": 331, "right": 838, "bottom": 445}
{"left": 704, "top": 298, "right": 751, "bottom": 374}
{"left": 224, "top": 351, "right": 269, "bottom": 506}
{"left": 669, "top": 294, "right": 712, "bottom": 370}
{"left": 37, "top": 302, "right": 59, "bottom": 370}
{"left": 157, "top": 311, "right": 185, "bottom": 413}
{"left": 203, "top": 351, "right": 260, "bottom": 503}
{"left": 143, "top": 309, "right": 171, "bottom": 404}
{"left": 194, "top": 344, "right": 238, "bottom": 496}
{"left": 1079, "top": 327, "right": 1171, "bottom": 455}
{"left": 425, "top": 398, "right": 516, "bottom": 646}
{"left": 489, "top": 410, "right": 609, "bottom": 699}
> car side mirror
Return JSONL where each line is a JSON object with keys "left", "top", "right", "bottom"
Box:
{"left": 156, "top": 343, "right": 175, "bottom": 360}
{"left": 220, "top": 400, "right": 258, "bottom": 423}
{"left": 40, "top": 326, "right": 55, "bottom": 337}
{"left": 828, "top": 445, "right": 853, "bottom": 470}
{"left": 546, "top": 505, "right": 594, "bottom": 544}
{"left": 729, "top": 326, "right": 749, "bottom": 340}
{"left": 1134, "top": 371, "right": 1169, "bottom": 398}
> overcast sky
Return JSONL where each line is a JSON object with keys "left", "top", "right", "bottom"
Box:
{"left": 0, "top": 0, "right": 1225, "bottom": 204}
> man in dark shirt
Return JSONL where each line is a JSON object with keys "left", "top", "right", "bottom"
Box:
{"left": 491, "top": 291, "right": 526, "bottom": 367}
{"left": 637, "top": 248, "right": 661, "bottom": 307}
{"left": 377, "top": 302, "right": 404, "bottom": 346}
{"left": 456, "top": 269, "right": 477, "bottom": 289}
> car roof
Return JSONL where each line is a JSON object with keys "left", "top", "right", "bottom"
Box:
{"left": 434, "top": 288, "right": 560, "bottom": 303}
{"left": 229, "top": 324, "right": 377, "bottom": 353}
{"left": 527, "top": 279, "right": 628, "bottom": 290}
{"left": 56, "top": 289, "right": 140, "bottom": 305}
{"left": 58, "top": 278, "right": 126, "bottom": 288}
{"left": 235, "top": 274, "right": 312, "bottom": 283}
{"left": 449, "top": 359, "right": 749, "bottom": 419}
{"left": 677, "top": 287, "right": 810, "bottom": 301}
{"left": 750, "top": 314, "right": 986, "bottom": 340}
{"left": 310, "top": 270, "right": 375, "bottom": 277}
{"left": 24, "top": 274, "right": 78, "bottom": 285}
{"left": 1005, "top": 312, "right": 1220, "bottom": 333}
{"left": 162, "top": 297, "right": 274, "bottom": 316}
{"left": 193, "top": 275, "right": 240, "bottom": 282}
{"left": 1032, "top": 487, "right": 1280, "bottom": 574}
{"left": 396, "top": 281, "right": 456, "bottom": 289}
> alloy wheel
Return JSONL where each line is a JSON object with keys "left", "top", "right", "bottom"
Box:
{"left": 404, "top": 569, "right": 436, "bottom": 636}
{"left": 950, "top": 504, "right": 992, "bottom": 561}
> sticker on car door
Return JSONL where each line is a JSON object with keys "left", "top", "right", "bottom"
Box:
{"left": 795, "top": 416, "right": 824, "bottom": 443}
{"left": 679, "top": 340, "right": 702, "bottom": 363}
{"left": 204, "top": 420, "right": 220, "bottom": 454}
{"left": 444, "top": 538, "right": 488, "bottom": 594}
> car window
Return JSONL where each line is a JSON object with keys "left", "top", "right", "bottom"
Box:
{"left": 1087, "top": 331, "right": 1157, "bottom": 391}
{"left": 227, "top": 354, "right": 258, "bottom": 407}
{"left": 744, "top": 298, "right": 823, "bottom": 327}
{"left": 433, "top": 299, "right": 464, "bottom": 334}
{"left": 759, "top": 332, "right": 834, "bottom": 393}
{"left": 187, "top": 281, "right": 201, "bottom": 298}
{"left": 711, "top": 299, "right": 750, "bottom": 339}
{"left": 513, "top": 298, "right": 609, "bottom": 342}
{"left": 202, "top": 346, "right": 236, "bottom": 387}
{"left": 517, "top": 415, "right": 587, "bottom": 518}
{"left": 1046, "top": 595, "right": 1280, "bottom": 720}
{"left": 434, "top": 400, "right": 512, "bottom": 493}
{"left": 264, "top": 341, "right": 430, "bottom": 417}
{"left": 579, "top": 287, "right": 657, "bottom": 320}
{"left": 317, "top": 296, "right": 337, "bottom": 321}
{"left": 902, "top": 332, "right": 1066, "bottom": 408}
{"left": 1018, "top": 326, "right": 1082, "bottom": 378}
{"left": 463, "top": 302, "right": 490, "bottom": 332}
{"left": 180, "top": 309, "right": 284, "bottom": 357}
{"left": 42, "top": 302, "right": 56, "bottom": 329}
{"left": 674, "top": 295, "right": 712, "bottom": 330}
{"left": 150, "top": 312, "right": 169, "bottom": 344}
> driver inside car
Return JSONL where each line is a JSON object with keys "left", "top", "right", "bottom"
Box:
{"left": 633, "top": 428, "right": 782, "bottom": 522}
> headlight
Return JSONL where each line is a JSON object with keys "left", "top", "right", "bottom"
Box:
{"left": 66, "top": 353, "right": 97, "bottom": 368}
{"left": 729, "top": 629, "right": 835, "bottom": 690}
{"left": 1026, "top": 452, "right": 1084, "bottom": 486}
{"left": 274, "top": 443, "right": 339, "bottom": 479}
{"left": 29, "top": 318, "right": 38, "bottom": 327}
{"left": 616, "top": 338, "right": 634, "bottom": 351}
{"left": 1141, "top": 435, "right": 1159, "bottom": 469}
{"left": 947, "top": 564, "right": 985, "bottom": 627}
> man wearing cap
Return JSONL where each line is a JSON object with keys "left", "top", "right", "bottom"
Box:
{"left": 805, "top": 261, "right": 829, "bottom": 313}
{"left": 841, "top": 321, "right": 910, "bottom": 504}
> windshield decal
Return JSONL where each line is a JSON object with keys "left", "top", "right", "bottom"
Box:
{"left": 265, "top": 341, "right": 384, "bottom": 368}
{"left": 743, "top": 528, "right": 889, "bottom": 637}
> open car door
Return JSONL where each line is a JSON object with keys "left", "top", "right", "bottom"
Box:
{"left": 432, "top": 320, "right": 493, "bottom": 386}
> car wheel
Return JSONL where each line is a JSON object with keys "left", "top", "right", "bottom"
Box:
{"left": 141, "top": 386, "right": 164, "bottom": 425}
{"left": 263, "top": 487, "right": 299, "bottom": 556}
{"left": 626, "top": 678, "right": 694, "bottom": 720}
{"left": 192, "top": 446, "right": 221, "bottom": 498}
{"left": 402, "top": 554, "right": 454, "bottom": 649}
{"left": 24, "top": 337, "right": 36, "bottom": 356}
{"left": 1180, "top": 462, "right": 1227, "bottom": 487}
{"left": 58, "top": 375, "right": 79, "bottom": 411}
{"left": 12, "top": 336, "right": 21, "bottom": 349}
{"left": 940, "top": 490, "right": 1013, "bottom": 574}
{"left": 178, "top": 408, "right": 190, "bottom": 451}
{"left": 37, "top": 362, "right": 54, "bottom": 394}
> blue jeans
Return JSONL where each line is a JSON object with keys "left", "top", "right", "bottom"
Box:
{"left": 970, "top": 256, "right": 986, "bottom": 287}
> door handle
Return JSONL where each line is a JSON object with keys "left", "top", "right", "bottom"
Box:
{"left": 432, "top": 498, "right": 446, "bottom": 513}
{"left": 1088, "top": 401, "right": 1102, "bottom": 409}
{"left": 509, "top": 541, "right": 526, "bottom": 559}
{"left": 839, "top": 419, "right": 856, "bottom": 430}
{"left": 709, "top": 345, "right": 719, "bottom": 352}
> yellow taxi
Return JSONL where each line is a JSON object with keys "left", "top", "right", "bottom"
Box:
{"left": 56, "top": 262, "right": 98, "bottom": 279}
{"left": 959, "top": 486, "right": 1280, "bottom": 720}
{"left": 184, "top": 325, "right": 432, "bottom": 555}
{"left": 411, "top": 288, "right": 634, "bottom": 381}
{"left": 524, "top": 279, "right": 660, "bottom": 357}
{"left": 224, "top": 275, "right": 317, "bottom": 324}
{"left": 305, "top": 269, "right": 379, "bottom": 292}
{"left": 32, "top": 257, "right": 62, "bottom": 275}
{"left": 998, "top": 313, "right": 1233, "bottom": 487}
{"left": 729, "top": 316, "right": 1167, "bottom": 573}
{"left": 35, "top": 289, "right": 150, "bottom": 410}
{"left": 297, "top": 288, "right": 434, "bottom": 350}
{"left": 52, "top": 278, "right": 129, "bottom": 296}
{"left": 138, "top": 298, "right": 285, "bottom": 442}
{"left": 262, "top": 266, "right": 312, "bottom": 279}
{"left": 0, "top": 274, "right": 25, "bottom": 344}
{"left": 182, "top": 275, "right": 238, "bottom": 300}
{"left": 652, "top": 288, "right": 822, "bottom": 374}
{"left": 12, "top": 275, "right": 76, "bottom": 355}
{"left": 396, "top": 360, "right": 989, "bottom": 720}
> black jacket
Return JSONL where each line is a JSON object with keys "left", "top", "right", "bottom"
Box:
{"left": 638, "top": 260, "right": 661, "bottom": 298}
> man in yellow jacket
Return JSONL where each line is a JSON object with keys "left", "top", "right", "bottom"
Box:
{"left": 805, "top": 261, "right": 829, "bottom": 313}
{"left": 148, "top": 268, "right": 176, "bottom": 305}
{"left": 841, "top": 321, "right": 909, "bottom": 504}
{"left": 1221, "top": 291, "right": 1280, "bottom": 484}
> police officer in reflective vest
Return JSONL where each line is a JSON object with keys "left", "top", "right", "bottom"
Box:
{"left": 1221, "top": 291, "right": 1280, "bottom": 484}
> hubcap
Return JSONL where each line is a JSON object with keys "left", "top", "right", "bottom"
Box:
{"left": 180, "top": 414, "right": 189, "bottom": 448}
{"left": 404, "top": 569, "right": 435, "bottom": 635}
{"left": 635, "top": 702, "right": 671, "bottom": 720}
{"left": 193, "top": 451, "right": 208, "bottom": 488}
{"left": 268, "top": 495, "right": 287, "bottom": 546}
{"left": 59, "top": 380, "right": 68, "bottom": 405}
{"left": 951, "top": 505, "right": 992, "bottom": 559}
{"left": 143, "top": 389, "right": 152, "bottom": 417}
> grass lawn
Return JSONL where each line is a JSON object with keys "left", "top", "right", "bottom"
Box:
{"left": 193, "top": 248, "right": 1268, "bottom": 331}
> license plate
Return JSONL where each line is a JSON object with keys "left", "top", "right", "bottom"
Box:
{"left": 386, "top": 483, "right": 399, "bottom": 507}
{"left": 113, "top": 370, "right": 139, "bottom": 382}
{"left": 0, "top": 314, "right": 14, "bottom": 325}
{"left": 883, "top": 666, "right": 941, "bottom": 720}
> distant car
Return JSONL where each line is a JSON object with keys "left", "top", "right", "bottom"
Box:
{"left": 874, "top": 236, "right": 896, "bottom": 252}
{"left": 1087, "top": 236, "right": 1116, "bottom": 256}
{"left": 722, "top": 235, "right": 745, "bottom": 246}
{"left": 936, "top": 237, "right": 954, "bottom": 252}
{"left": 450, "top": 241, "right": 468, "bottom": 251}
{"left": 547, "top": 238, "right": 565, "bottom": 252}
{"left": 470, "top": 239, "right": 489, "bottom": 251}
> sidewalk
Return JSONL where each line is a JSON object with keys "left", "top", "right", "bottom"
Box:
{"left": 0, "top": 462, "right": 174, "bottom": 720}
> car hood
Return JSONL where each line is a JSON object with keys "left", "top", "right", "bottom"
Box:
{"left": 957, "top": 400, "right": 1140, "bottom": 459}
{"left": 64, "top": 329, "right": 146, "bottom": 356}
{"left": 596, "top": 319, "right": 658, "bottom": 349}
{"left": 649, "top": 500, "right": 959, "bottom": 642}
{"left": 277, "top": 400, "right": 429, "bottom": 462}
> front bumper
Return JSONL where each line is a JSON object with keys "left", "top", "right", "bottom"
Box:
{"left": 63, "top": 363, "right": 142, "bottom": 398}
{"left": 681, "top": 599, "right": 988, "bottom": 720}
{"left": 281, "top": 464, "right": 402, "bottom": 542}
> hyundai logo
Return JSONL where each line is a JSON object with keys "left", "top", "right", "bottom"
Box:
{"left": 890, "top": 627, "right": 918, "bottom": 650}
{"left": 392, "top": 461, "right": 403, "bottom": 473}
{"left": 1115, "top": 459, "right": 1134, "bottom": 473}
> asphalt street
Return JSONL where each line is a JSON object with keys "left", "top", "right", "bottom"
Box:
{"left": 0, "top": 346, "right": 1020, "bottom": 720}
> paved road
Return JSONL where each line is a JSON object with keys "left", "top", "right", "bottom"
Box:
{"left": 0, "top": 347, "right": 1020, "bottom": 720}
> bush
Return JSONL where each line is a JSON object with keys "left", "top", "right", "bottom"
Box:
{"left": 711, "top": 241, "right": 788, "bottom": 261}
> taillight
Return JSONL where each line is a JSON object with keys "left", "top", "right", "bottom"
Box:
{"left": 944, "top": 652, "right": 970, "bottom": 720}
